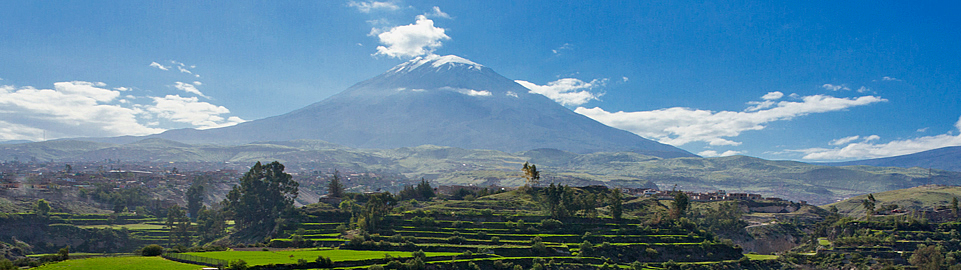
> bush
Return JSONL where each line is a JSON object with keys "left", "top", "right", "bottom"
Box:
{"left": 540, "top": 219, "right": 563, "bottom": 230}
{"left": 315, "top": 255, "right": 334, "bottom": 267}
{"left": 490, "top": 236, "right": 500, "bottom": 245}
{"left": 0, "top": 259, "right": 15, "bottom": 270}
{"left": 226, "top": 259, "right": 248, "bottom": 270}
{"left": 141, "top": 244, "right": 163, "bottom": 256}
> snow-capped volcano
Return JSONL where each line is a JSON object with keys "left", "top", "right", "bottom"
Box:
{"left": 387, "top": 54, "right": 484, "bottom": 73}
{"left": 152, "top": 55, "right": 695, "bottom": 157}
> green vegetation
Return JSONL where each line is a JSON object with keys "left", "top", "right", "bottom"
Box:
{"left": 33, "top": 256, "right": 200, "bottom": 270}
{"left": 223, "top": 161, "right": 299, "bottom": 237}
{"left": 184, "top": 249, "right": 460, "bottom": 266}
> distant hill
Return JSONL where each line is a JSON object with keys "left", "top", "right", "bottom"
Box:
{"left": 818, "top": 146, "right": 961, "bottom": 172}
{"left": 825, "top": 185, "right": 961, "bottom": 217}
{"left": 4, "top": 139, "right": 961, "bottom": 205}
{"left": 128, "top": 55, "right": 694, "bottom": 158}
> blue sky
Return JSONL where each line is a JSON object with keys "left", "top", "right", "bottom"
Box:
{"left": 1, "top": 1, "right": 960, "bottom": 161}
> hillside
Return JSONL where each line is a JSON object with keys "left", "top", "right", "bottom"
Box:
{"left": 824, "top": 184, "right": 961, "bottom": 217}
{"left": 4, "top": 139, "right": 961, "bottom": 205}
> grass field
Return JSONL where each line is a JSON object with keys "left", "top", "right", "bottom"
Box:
{"left": 745, "top": 254, "right": 779, "bottom": 260}
{"left": 33, "top": 256, "right": 202, "bottom": 270}
{"left": 183, "top": 249, "right": 461, "bottom": 266}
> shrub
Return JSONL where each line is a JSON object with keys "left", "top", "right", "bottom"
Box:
{"left": 490, "top": 236, "right": 500, "bottom": 245}
{"left": 315, "top": 255, "right": 334, "bottom": 268}
{"left": 141, "top": 244, "right": 163, "bottom": 256}
{"left": 0, "top": 259, "right": 15, "bottom": 270}
{"left": 368, "top": 265, "right": 385, "bottom": 270}
{"left": 579, "top": 241, "right": 594, "bottom": 257}
{"left": 540, "top": 219, "right": 563, "bottom": 230}
{"left": 226, "top": 259, "right": 248, "bottom": 270}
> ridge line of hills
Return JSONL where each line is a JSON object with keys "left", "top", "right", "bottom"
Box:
{"left": 2, "top": 138, "right": 960, "bottom": 205}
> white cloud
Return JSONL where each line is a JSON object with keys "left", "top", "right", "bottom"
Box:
{"left": 0, "top": 80, "right": 244, "bottom": 141}
{"left": 348, "top": 1, "right": 400, "bottom": 13}
{"left": 552, "top": 43, "right": 572, "bottom": 54}
{"left": 149, "top": 62, "right": 169, "bottom": 71}
{"left": 506, "top": 91, "right": 518, "bottom": 98}
{"left": 830, "top": 135, "right": 860, "bottom": 146}
{"left": 622, "top": 77, "right": 629, "bottom": 82}
{"left": 698, "top": 150, "right": 742, "bottom": 157}
{"left": 575, "top": 94, "right": 886, "bottom": 147}
{"left": 761, "top": 91, "right": 784, "bottom": 100}
{"left": 515, "top": 78, "right": 605, "bottom": 106}
{"left": 793, "top": 116, "right": 961, "bottom": 160}
{"left": 821, "top": 84, "right": 850, "bottom": 91}
{"left": 857, "top": 86, "right": 870, "bottom": 93}
{"left": 146, "top": 95, "right": 245, "bottom": 130}
{"left": 882, "top": 76, "right": 902, "bottom": 82}
{"left": 917, "top": 127, "right": 929, "bottom": 133}
{"left": 464, "top": 90, "right": 492, "bottom": 96}
{"left": 374, "top": 15, "right": 450, "bottom": 58}
{"left": 176, "top": 65, "right": 192, "bottom": 74}
{"left": 174, "top": 82, "right": 208, "bottom": 98}
{"left": 192, "top": 81, "right": 202, "bottom": 86}
{"left": 0, "top": 81, "right": 162, "bottom": 140}
{"left": 425, "top": 6, "right": 451, "bottom": 19}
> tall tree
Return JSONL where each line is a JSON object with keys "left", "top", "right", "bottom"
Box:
{"left": 358, "top": 192, "right": 395, "bottom": 233}
{"left": 671, "top": 191, "right": 690, "bottom": 219}
{"left": 186, "top": 179, "right": 205, "bottom": 220}
{"left": 951, "top": 197, "right": 958, "bottom": 218}
{"left": 166, "top": 205, "right": 191, "bottom": 247}
{"left": 327, "top": 170, "right": 345, "bottom": 198}
{"left": 196, "top": 206, "right": 227, "bottom": 243}
{"left": 862, "top": 193, "right": 876, "bottom": 218}
{"left": 609, "top": 188, "right": 623, "bottom": 221}
{"left": 223, "top": 161, "right": 299, "bottom": 232}
{"left": 522, "top": 162, "right": 540, "bottom": 187}
{"left": 36, "top": 199, "right": 51, "bottom": 216}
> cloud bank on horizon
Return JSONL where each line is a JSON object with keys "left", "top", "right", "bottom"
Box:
{"left": 0, "top": 60, "right": 244, "bottom": 141}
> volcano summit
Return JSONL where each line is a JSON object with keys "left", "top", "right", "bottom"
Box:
{"left": 153, "top": 55, "right": 695, "bottom": 158}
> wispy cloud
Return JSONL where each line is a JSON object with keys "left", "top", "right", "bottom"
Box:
{"left": 173, "top": 82, "right": 208, "bottom": 98}
{"left": 830, "top": 135, "right": 861, "bottom": 146}
{"left": 698, "top": 150, "right": 742, "bottom": 157}
{"left": 575, "top": 94, "right": 886, "bottom": 146}
{"left": 425, "top": 6, "right": 451, "bottom": 19}
{"left": 791, "top": 117, "right": 961, "bottom": 160}
{"left": 348, "top": 1, "right": 400, "bottom": 13}
{"left": 821, "top": 84, "right": 850, "bottom": 91}
{"left": 552, "top": 43, "right": 572, "bottom": 54}
{"left": 516, "top": 78, "right": 606, "bottom": 106}
{"left": 149, "top": 62, "right": 169, "bottom": 71}
{"left": 882, "top": 76, "right": 902, "bottom": 82}
{"left": 374, "top": 15, "right": 450, "bottom": 58}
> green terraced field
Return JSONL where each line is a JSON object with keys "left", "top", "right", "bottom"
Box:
{"left": 183, "top": 249, "right": 461, "bottom": 266}
{"left": 33, "top": 256, "right": 201, "bottom": 270}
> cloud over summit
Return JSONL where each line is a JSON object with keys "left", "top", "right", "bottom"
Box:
{"left": 374, "top": 15, "right": 450, "bottom": 58}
